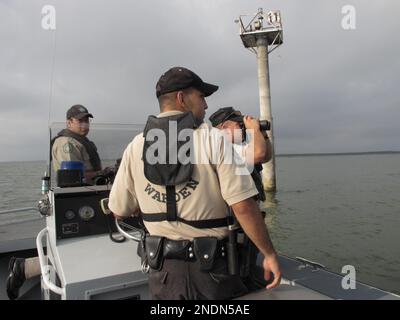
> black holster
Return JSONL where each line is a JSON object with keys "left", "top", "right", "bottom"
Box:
{"left": 141, "top": 236, "right": 164, "bottom": 271}
{"left": 193, "top": 237, "right": 218, "bottom": 272}
{"left": 227, "top": 228, "right": 239, "bottom": 275}
{"left": 226, "top": 227, "right": 256, "bottom": 279}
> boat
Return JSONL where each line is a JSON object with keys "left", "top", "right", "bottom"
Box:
{"left": 1, "top": 123, "right": 399, "bottom": 300}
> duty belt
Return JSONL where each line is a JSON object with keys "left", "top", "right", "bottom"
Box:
{"left": 162, "top": 238, "right": 227, "bottom": 261}
{"left": 143, "top": 236, "right": 227, "bottom": 272}
{"left": 141, "top": 213, "right": 233, "bottom": 229}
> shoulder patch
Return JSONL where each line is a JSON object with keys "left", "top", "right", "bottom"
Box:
{"left": 63, "top": 142, "right": 73, "bottom": 154}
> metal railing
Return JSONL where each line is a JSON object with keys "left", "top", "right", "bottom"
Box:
{"left": 0, "top": 207, "right": 38, "bottom": 215}
{"left": 36, "top": 228, "right": 66, "bottom": 297}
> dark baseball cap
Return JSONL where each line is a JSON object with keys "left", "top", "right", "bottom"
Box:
{"left": 209, "top": 107, "right": 243, "bottom": 127}
{"left": 156, "top": 67, "right": 218, "bottom": 98}
{"left": 66, "top": 105, "right": 93, "bottom": 120}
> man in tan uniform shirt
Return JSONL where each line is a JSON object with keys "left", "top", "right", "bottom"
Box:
{"left": 6, "top": 105, "right": 102, "bottom": 300}
{"left": 209, "top": 107, "right": 273, "bottom": 291}
{"left": 109, "top": 67, "right": 281, "bottom": 300}
{"left": 52, "top": 136, "right": 94, "bottom": 171}
{"left": 51, "top": 104, "right": 102, "bottom": 183}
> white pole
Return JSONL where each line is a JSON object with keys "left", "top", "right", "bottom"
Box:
{"left": 256, "top": 37, "right": 276, "bottom": 192}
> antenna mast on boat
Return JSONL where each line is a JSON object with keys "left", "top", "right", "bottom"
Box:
{"left": 235, "top": 8, "right": 283, "bottom": 192}
{"left": 43, "top": 5, "right": 58, "bottom": 179}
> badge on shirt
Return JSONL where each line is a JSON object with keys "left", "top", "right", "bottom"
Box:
{"left": 63, "top": 143, "right": 73, "bottom": 154}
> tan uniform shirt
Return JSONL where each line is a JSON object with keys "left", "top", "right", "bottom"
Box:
{"left": 109, "top": 111, "right": 258, "bottom": 240}
{"left": 52, "top": 136, "right": 94, "bottom": 172}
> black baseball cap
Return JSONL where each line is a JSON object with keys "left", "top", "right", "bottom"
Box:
{"left": 209, "top": 107, "right": 243, "bottom": 127}
{"left": 156, "top": 67, "right": 218, "bottom": 98}
{"left": 66, "top": 105, "right": 93, "bottom": 120}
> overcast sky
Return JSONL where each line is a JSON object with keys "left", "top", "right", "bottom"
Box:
{"left": 1, "top": 0, "right": 399, "bottom": 161}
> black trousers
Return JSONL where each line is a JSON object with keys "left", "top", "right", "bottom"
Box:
{"left": 148, "top": 258, "right": 248, "bottom": 300}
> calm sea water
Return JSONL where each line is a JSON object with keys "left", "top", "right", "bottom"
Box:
{"left": 0, "top": 154, "right": 399, "bottom": 294}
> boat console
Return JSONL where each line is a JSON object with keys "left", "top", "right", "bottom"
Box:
{"left": 36, "top": 123, "right": 149, "bottom": 300}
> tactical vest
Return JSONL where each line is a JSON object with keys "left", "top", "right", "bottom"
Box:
{"left": 140, "top": 112, "right": 230, "bottom": 229}
{"left": 50, "top": 129, "right": 102, "bottom": 171}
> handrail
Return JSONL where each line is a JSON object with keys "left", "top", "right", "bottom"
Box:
{"left": 0, "top": 207, "right": 38, "bottom": 215}
{"left": 36, "top": 228, "right": 66, "bottom": 297}
{"left": 114, "top": 219, "right": 143, "bottom": 242}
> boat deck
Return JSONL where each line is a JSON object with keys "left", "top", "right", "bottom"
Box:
{"left": 1, "top": 219, "right": 399, "bottom": 300}
{"left": 0, "top": 218, "right": 45, "bottom": 254}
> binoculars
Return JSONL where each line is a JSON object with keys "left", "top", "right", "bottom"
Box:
{"left": 237, "top": 119, "right": 270, "bottom": 131}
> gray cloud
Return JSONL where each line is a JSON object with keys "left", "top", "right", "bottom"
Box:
{"left": 1, "top": 0, "right": 399, "bottom": 161}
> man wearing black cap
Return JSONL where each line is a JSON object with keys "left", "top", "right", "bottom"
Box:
{"left": 51, "top": 104, "right": 102, "bottom": 183}
{"left": 109, "top": 67, "right": 281, "bottom": 300}
{"left": 155, "top": 66, "right": 218, "bottom": 124}
{"left": 5, "top": 105, "right": 103, "bottom": 300}
{"left": 209, "top": 107, "right": 272, "bottom": 291}
{"left": 209, "top": 106, "right": 271, "bottom": 166}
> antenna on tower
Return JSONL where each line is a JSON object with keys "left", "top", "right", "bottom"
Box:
{"left": 235, "top": 8, "right": 284, "bottom": 192}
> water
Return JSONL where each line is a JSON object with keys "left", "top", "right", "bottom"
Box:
{"left": 263, "top": 153, "right": 400, "bottom": 295}
{"left": 0, "top": 161, "right": 47, "bottom": 225}
{"left": 0, "top": 154, "right": 399, "bottom": 294}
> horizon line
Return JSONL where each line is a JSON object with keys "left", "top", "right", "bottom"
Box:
{"left": 1, "top": 150, "right": 399, "bottom": 163}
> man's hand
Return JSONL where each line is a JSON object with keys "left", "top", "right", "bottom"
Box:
{"left": 102, "top": 166, "right": 115, "bottom": 177}
{"left": 113, "top": 213, "right": 125, "bottom": 220}
{"left": 243, "top": 116, "right": 260, "bottom": 131}
{"left": 263, "top": 254, "right": 282, "bottom": 289}
{"left": 241, "top": 115, "right": 271, "bottom": 163}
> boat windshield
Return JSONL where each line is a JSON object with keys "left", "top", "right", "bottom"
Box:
{"left": 48, "top": 122, "right": 144, "bottom": 188}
